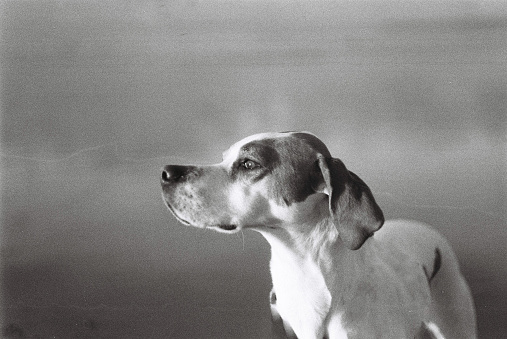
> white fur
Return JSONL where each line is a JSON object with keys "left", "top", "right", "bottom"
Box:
{"left": 426, "top": 321, "right": 446, "bottom": 339}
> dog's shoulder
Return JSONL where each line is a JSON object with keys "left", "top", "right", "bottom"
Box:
{"left": 371, "top": 219, "right": 454, "bottom": 285}
{"left": 375, "top": 219, "right": 448, "bottom": 253}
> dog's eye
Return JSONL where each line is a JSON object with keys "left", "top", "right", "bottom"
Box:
{"left": 242, "top": 160, "right": 259, "bottom": 170}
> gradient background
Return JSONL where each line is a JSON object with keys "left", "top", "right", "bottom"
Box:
{"left": 1, "top": 1, "right": 506, "bottom": 338}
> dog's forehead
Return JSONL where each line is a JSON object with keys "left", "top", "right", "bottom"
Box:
{"left": 222, "top": 131, "right": 330, "bottom": 162}
{"left": 222, "top": 132, "right": 282, "bottom": 161}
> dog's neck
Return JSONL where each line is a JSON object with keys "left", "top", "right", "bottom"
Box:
{"left": 255, "top": 216, "right": 373, "bottom": 280}
{"left": 255, "top": 214, "right": 376, "bottom": 337}
{"left": 256, "top": 218, "right": 338, "bottom": 258}
{"left": 253, "top": 193, "right": 357, "bottom": 267}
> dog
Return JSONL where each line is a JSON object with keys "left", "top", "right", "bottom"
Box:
{"left": 160, "top": 131, "right": 476, "bottom": 339}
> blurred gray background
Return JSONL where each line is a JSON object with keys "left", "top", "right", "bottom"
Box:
{"left": 1, "top": 0, "right": 506, "bottom": 338}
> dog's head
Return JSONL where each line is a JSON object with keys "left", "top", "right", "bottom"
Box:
{"left": 161, "top": 132, "right": 384, "bottom": 249}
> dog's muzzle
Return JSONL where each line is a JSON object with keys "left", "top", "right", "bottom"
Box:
{"left": 160, "top": 165, "right": 239, "bottom": 232}
{"left": 160, "top": 165, "right": 195, "bottom": 225}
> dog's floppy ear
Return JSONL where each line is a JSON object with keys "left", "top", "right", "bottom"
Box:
{"left": 316, "top": 155, "right": 384, "bottom": 250}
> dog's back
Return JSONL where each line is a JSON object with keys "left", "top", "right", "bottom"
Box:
{"left": 374, "top": 220, "right": 476, "bottom": 338}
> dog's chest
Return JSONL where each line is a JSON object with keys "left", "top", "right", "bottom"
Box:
{"left": 270, "top": 251, "right": 335, "bottom": 338}
{"left": 268, "top": 242, "right": 431, "bottom": 339}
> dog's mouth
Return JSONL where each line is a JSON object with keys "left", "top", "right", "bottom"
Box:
{"left": 216, "top": 224, "right": 237, "bottom": 231}
{"left": 207, "top": 224, "right": 240, "bottom": 233}
{"left": 164, "top": 199, "right": 238, "bottom": 232}
{"left": 163, "top": 200, "right": 192, "bottom": 225}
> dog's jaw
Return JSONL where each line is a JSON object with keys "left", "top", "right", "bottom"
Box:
{"left": 163, "top": 194, "right": 240, "bottom": 232}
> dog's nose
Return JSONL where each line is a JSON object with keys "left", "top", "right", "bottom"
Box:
{"left": 161, "top": 165, "right": 191, "bottom": 183}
